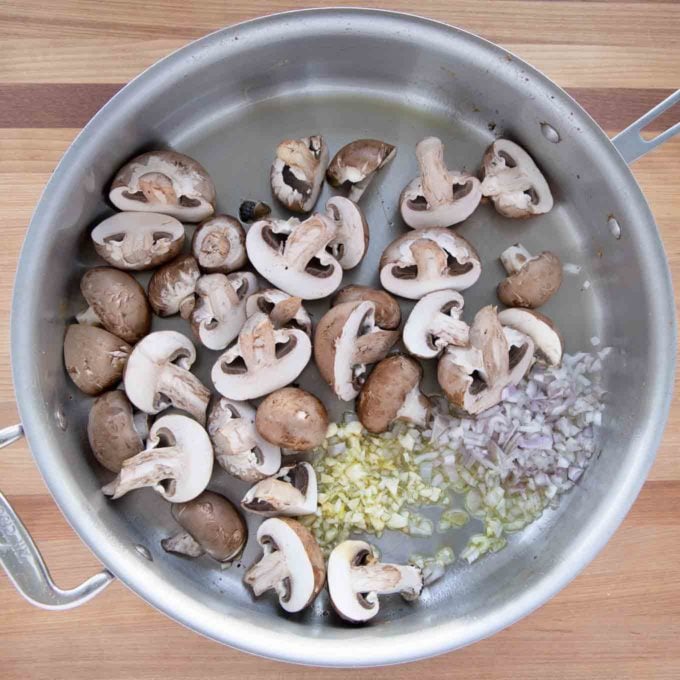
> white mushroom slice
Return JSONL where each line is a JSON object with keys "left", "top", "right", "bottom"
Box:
{"left": 246, "top": 215, "right": 342, "bottom": 299}
{"left": 91, "top": 212, "right": 185, "bottom": 271}
{"left": 400, "top": 137, "right": 482, "bottom": 229}
{"left": 328, "top": 540, "right": 423, "bottom": 623}
{"left": 241, "top": 462, "right": 317, "bottom": 516}
{"left": 380, "top": 227, "right": 482, "bottom": 299}
{"left": 326, "top": 139, "right": 396, "bottom": 202}
{"left": 498, "top": 307, "right": 563, "bottom": 366}
{"left": 403, "top": 290, "right": 469, "bottom": 359}
{"left": 124, "top": 331, "right": 211, "bottom": 424}
{"left": 245, "top": 288, "right": 312, "bottom": 336}
{"left": 109, "top": 150, "right": 216, "bottom": 222}
{"left": 325, "top": 196, "right": 369, "bottom": 269}
{"left": 244, "top": 517, "right": 326, "bottom": 613}
{"left": 101, "top": 414, "right": 213, "bottom": 503}
{"left": 314, "top": 301, "right": 400, "bottom": 401}
{"left": 207, "top": 398, "right": 281, "bottom": 482}
{"left": 190, "top": 272, "right": 257, "bottom": 350}
{"left": 147, "top": 255, "right": 200, "bottom": 318}
{"left": 480, "top": 139, "right": 554, "bottom": 218}
{"left": 191, "top": 215, "right": 247, "bottom": 274}
{"left": 271, "top": 135, "right": 328, "bottom": 213}
{"left": 212, "top": 312, "right": 311, "bottom": 400}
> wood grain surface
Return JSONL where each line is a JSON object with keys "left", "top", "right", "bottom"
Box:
{"left": 1, "top": 2, "right": 679, "bottom": 678}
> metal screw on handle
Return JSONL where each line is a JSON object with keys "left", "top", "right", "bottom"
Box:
{"left": 0, "top": 423, "right": 115, "bottom": 610}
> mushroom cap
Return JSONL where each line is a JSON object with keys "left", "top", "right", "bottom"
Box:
{"left": 499, "top": 307, "right": 563, "bottom": 366}
{"left": 480, "top": 139, "right": 554, "bottom": 218}
{"left": 64, "top": 324, "right": 131, "bottom": 395}
{"left": 241, "top": 462, "right": 317, "bottom": 517}
{"left": 255, "top": 387, "right": 329, "bottom": 452}
{"left": 91, "top": 212, "right": 185, "bottom": 271}
{"left": 379, "top": 227, "right": 482, "bottom": 299}
{"left": 245, "top": 288, "right": 312, "bottom": 336}
{"left": 497, "top": 251, "right": 562, "bottom": 308}
{"left": 245, "top": 215, "right": 343, "bottom": 299}
{"left": 87, "top": 390, "right": 148, "bottom": 472}
{"left": 245, "top": 517, "right": 326, "bottom": 613}
{"left": 357, "top": 354, "right": 430, "bottom": 434}
{"left": 79, "top": 267, "right": 151, "bottom": 344}
{"left": 270, "top": 135, "right": 328, "bottom": 213}
{"left": 325, "top": 196, "right": 369, "bottom": 269}
{"left": 109, "top": 150, "right": 216, "bottom": 222}
{"left": 191, "top": 215, "right": 247, "bottom": 274}
{"left": 212, "top": 312, "right": 312, "bottom": 401}
{"left": 207, "top": 397, "right": 281, "bottom": 482}
{"left": 147, "top": 254, "right": 200, "bottom": 318}
{"left": 168, "top": 490, "right": 247, "bottom": 562}
{"left": 190, "top": 272, "right": 257, "bottom": 350}
{"left": 403, "top": 289, "right": 468, "bottom": 359}
{"left": 331, "top": 285, "right": 401, "bottom": 330}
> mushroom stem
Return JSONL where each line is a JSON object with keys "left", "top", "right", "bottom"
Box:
{"left": 269, "top": 297, "right": 303, "bottom": 327}
{"left": 239, "top": 315, "right": 277, "bottom": 372}
{"left": 157, "top": 363, "right": 210, "bottom": 424}
{"left": 429, "top": 313, "right": 470, "bottom": 349}
{"left": 161, "top": 530, "right": 205, "bottom": 558}
{"left": 139, "top": 172, "right": 178, "bottom": 205}
{"left": 244, "top": 549, "right": 288, "bottom": 597}
{"left": 395, "top": 384, "right": 430, "bottom": 427}
{"left": 348, "top": 176, "right": 370, "bottom": 202}
{"left": 178, "top": 296, "right": 196, "bottom": 320}
{"left": 411, "top": 239, "right": 448, "bottom": 279}
{"left": 284, "top": 215, "right": 336, "bottom": 273}
{"left": 351, "top": 562, "right": 422, "bottom": 599}
{"left": 416, "top": 137, "right": 452, "bottom": 208}
{"left": 500, "top": 244, "right": 533, "bottom": 275}
{"left": 76, "top": 305, "right": 102, "bottom": 326}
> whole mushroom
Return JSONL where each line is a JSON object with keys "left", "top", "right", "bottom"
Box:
{"left": 161, "top": 490, "right": 247, "bottom": 563}
{"left": 147, "top": 254, "right": 200, "bottom": 318}
{"left": 255, "top": 388, "right": 328, "bottom": 452}
{"left": 498, "top": 307, "right": 563, "bottom": 366}
{"left": 91, "top": 212, "right": 185, "bottom": 271}
{"left": 102, "top": 414, "right": 213, "bottom": 503}
{"left": 241, "top": 462, "right": 317, "bottom": 517}
{"left": 328, "top": 540, "right": 423, "bottom": 623}
{"left": 77, "top": 267, "right": 151, "bottom": 344}
{"left": 497, "top": 244, "right": 562, "bottom": 308}
{"left": 270, "top": 135, "right": 328, "bottom": 213}
{"left": 400, "top": 137, "right": 482, "bottom": 229}
{"left": 244, "top": 517, "right": 326, "bottom": 613}
{"left": 191, "top": 215, "right": 247, "bottom": 274}
{"left": 331, "top": 285, "right": 401, "bottom": 330}
{"left": 109, "top": 150, "right": 216, "bottom": 222}
{"left": 245, "top": 288, "right": 312, "bottom": 337}
{"left": 324, "top": 196, "right": 369, "bottom": 269}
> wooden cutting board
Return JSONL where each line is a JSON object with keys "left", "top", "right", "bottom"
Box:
{"left": 1, "top": 2, "right": 679, "bottom": 678}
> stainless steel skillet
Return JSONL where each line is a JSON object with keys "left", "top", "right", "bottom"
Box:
{"left": 0, "top": 8, "right": 678, "bottom": 667}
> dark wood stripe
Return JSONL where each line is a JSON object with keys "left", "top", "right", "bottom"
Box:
{"left": 0, "top": 84, "right": 676, "bottom": 132}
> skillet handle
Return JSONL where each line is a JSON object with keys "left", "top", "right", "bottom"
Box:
{"left": 0, "top": 423, "right": 114, "bottom": 610}
{"left": 612, "top": 89, "right": 680, "bottom": 163}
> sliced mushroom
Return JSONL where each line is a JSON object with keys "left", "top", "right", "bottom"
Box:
{"left": 147, "top": 254, "right": 200, "bottom": 318}
{"left": 480, "top": 139, "right": 553, "bottom": 218}
{"left": 270, "top": 135, "right": 328, "bottom": 213}
{"left": 380, "top": 227, "right": 482, "bottom": 299}
{"left": 498, "top": 308, "right": 563, "bottom": 366}
{"left": 326, "top": 139, "right": 396, "bottom": 202}
{"left": 244, "top": 517, "right": 325, "bottom": 613}
{"left": 246, "top": 214, "right": 342, "bottom": 299}
{"left": 124, "top": 331, "right": 211, "bottom": 424}
{"left": 190, "top": 272, "right": 257, "bottom": 350}
{"left": 400, "top": 137, "right": 482, "bottom": 229}
{"left": 191, "top": 215, "right": 247, "bottom": 274}
{"left": 109, "top": 150, "right": 216, "bottom": 222}
{"left": 207, "top": 397, "right": 281, "bottom": 482}
{"left": 255, "top": 388, "right": 328, "bottom": 452}
{"left": 77, "top": 267, "right": 151, "bottom": 344}
{"left": 212, "top": 312, "right": 311, "bottom": 400}
{"left": 64, "top": 324, "right": 131, "bottom": 396}
{"left": 314, "top": 301, "right": 400, "bottom": 401}
{"left": 87, "top": 390, "right": 149, "bottom": 473}
{"left": 357, "top": 354, "right": 431, "bottom": 434}
{"left": 91, "top": 212, "right": 185, "bottom": 271}
{"left": 245, "top": 288, "right": 312, "bottom": 337}
{"left": 497, "top": 244, "right": 562, "bottom": 308}
{"left": 328, "top": 540, "right": 423, "bottom": 623}
{"left": 331, "top": 285, "right": 401, "bottom": 330}
{"left": 241, "top": 462, "right": 317, "bottom": 516}
{"left": 325, "top": 196, "right": 369, "bottom": 269}
{"left": 101, "top": 414, "right": 213, "bottom": 502}
{"left": 161, "top": 490, "right": 247, "bottom": 562}
{"left": 239, "top": 200, "right": 271, "bottom": 223}
{"left": 403, "top": 290, "right": 469, "bottom": 359}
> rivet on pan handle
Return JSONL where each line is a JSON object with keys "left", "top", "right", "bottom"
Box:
{"left": 612, "top": 90, "right": 680, "bottom": 164}
{"left": 0, "top": 423, "right": 114, "bottom": 610}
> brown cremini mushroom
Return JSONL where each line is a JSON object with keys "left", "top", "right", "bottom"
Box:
{"left": 147, "top": 254, "right": 200, "bottom": 318}
{"left": 241, "top": 462, "right": 317, "bottom": 517}
{"left": 331, "top": 285, "right": 401, "bottom": 330}
{"left": 497, "top": 244, "right": 562, "bottom": 308}
{"left": 191, "top": 215, "right": 247, "bottom": 274}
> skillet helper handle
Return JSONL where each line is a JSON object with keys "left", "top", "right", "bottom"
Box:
{"left": 0, "top": 423, "right": 114, "bottom": 610}
{"left": 612, "top": 89, "right": 680, "bottom": 163}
